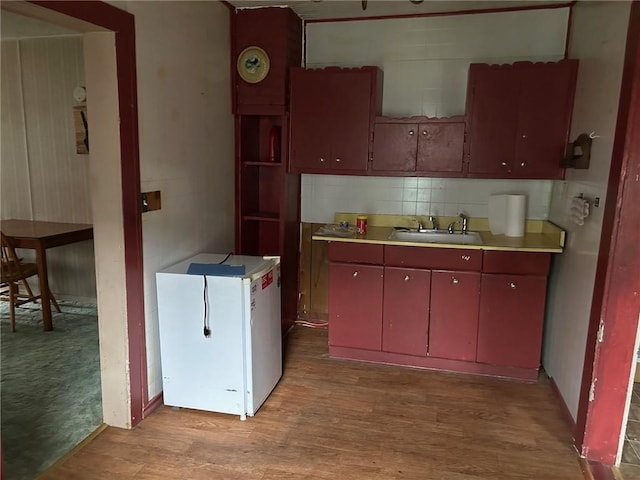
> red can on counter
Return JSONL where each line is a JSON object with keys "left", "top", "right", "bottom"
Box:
{"left": 356, "top": 215, "right": 367, "bottom": 235}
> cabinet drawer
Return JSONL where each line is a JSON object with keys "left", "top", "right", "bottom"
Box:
{"left": 482, "top": 251, "right": 551, "bottom": 275}
{"left": 328, "top": 242, "right": 383, "bottom": 264}
{"left": 385, "top": 246, "right": 482, "bottom": 271}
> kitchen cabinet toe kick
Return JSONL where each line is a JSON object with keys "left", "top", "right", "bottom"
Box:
{"left": 328, "top": 346, "right": 541, "bottom": 382}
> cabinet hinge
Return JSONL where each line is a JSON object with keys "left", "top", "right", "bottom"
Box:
{"left": 589, "top": 378, "right": 597, "bottom": 402}
{"left": 597, "top": 320, "right": 605, "bottom": 343}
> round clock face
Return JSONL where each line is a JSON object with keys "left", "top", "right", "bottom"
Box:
{"left": 237, "top": 46, "right": 270, "bottom": 84}
{"left": 73, "top": 86, "right": 86, "bottom": 102}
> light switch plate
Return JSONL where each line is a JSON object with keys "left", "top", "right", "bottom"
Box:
{"left": 141, "top": 191, "right": 161, "bottom": 212}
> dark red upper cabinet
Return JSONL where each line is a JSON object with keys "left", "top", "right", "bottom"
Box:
{"left": 233, "top": 8, "right": 302, "bottom": 114}
{"left": 289, "top": 67, "right": 383, "bottom": 174}
{"left": 466, "top": 60, "right": 578, "bottom": 179}
{"left": 372, "top": 117, "right": 466, "bottom": 176}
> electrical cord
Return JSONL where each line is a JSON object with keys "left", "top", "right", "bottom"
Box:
{"left": 294, "top": 319, "right": 328, "bottom": 329}
{"left": 202, "top": 252, "right": 234, "bottom": 337}
{"left": 203, "top": 275, "right": 210, "bottom": 337}
{"left": 217, "top": 252, "right": 233, "bottom": 264}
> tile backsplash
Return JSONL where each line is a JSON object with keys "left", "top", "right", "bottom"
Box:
{"left": 301, "top": 175, "right": 553, "bottom": 224}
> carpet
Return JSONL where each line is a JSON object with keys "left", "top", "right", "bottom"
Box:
{"left": 0, "top": 301, "right": 102, "bottom": 480}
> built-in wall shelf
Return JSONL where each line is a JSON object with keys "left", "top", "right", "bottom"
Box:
{"left": 232, "top": 6, "right": 303, "bottom": 331}
{"left": 243, "top": 213, "right": 280, "bottom": 222}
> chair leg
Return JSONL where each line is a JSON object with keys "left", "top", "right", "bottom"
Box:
{"left": 9, "top": 282, "right": 16, "bottom": 332}
{"left": 49, "top": 290, "right": 61, "bottom": 313}
{"left": 21, "top": 279, "right": 35, "bottom": 300}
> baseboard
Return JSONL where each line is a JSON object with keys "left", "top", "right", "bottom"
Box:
{"left": 579, "top": 458, "right": 619, "bottom": 480}
{"left": 37, "top": 423, "right": 107, "bottom": 478}
{"left": 549, "top": 375, "right": 577, "bottom": 431}
{"left": 143, "top": 392, "right": 164, "bottom": 418}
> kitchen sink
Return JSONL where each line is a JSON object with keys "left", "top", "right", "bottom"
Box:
{"left": 389, "top": 230, "right": 483, "bottom": 245}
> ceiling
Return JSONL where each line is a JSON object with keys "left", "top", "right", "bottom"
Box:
{"left": 1, "top": 10, "right": 78, "bottom": 39}
{"left": 226, "top": 0, "right": 571, "bottom": 21}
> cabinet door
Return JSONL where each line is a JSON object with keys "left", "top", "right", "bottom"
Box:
{"left": 290, "top": 69, "right": 330, "bottom": 172}
{"left": 382, "top": 267, "right": 430, "bottom": 356}
{"left": 329, "top": 71, "right": 375, "bottom": 172}
{"left": 372, "top": 123, "right": 418, "bottom": 172}
{"left": 416, "top": 122, "right": 465, "bottom": 174}
{"left": 514, "top": 61, "right": 577, "bottom": 179}
{"left": 429, "top": 270, "right": 480, "bottom": 361}
{"left": 466, "top": 65, "right": 519, "bottom": 176}
{"left": 328, "top": 263, "right": 383, "bottom": 351}
{"left": 477, "top": 274, "right": 547, "bottom": 369}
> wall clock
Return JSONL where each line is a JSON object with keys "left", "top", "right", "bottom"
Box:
{"left": 237, "top": 46, "right": 270, "bottom": 84}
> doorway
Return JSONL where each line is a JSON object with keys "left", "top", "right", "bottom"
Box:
{"left": 0, "top": 0, "right": 147, "bottom": 429}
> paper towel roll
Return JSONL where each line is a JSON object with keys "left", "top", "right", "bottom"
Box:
{"left": 504, "top": 194, "right": 526, "bottom": 237}
{"left": 488, "top": 194, "right": 527, "bottom": 237}
{"left": 488, "top": 195, "right": 507, "bottom": 235}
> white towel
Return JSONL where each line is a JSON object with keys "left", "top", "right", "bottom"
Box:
{"left": 569, "top": 197, "right": 589, "bottom": 226}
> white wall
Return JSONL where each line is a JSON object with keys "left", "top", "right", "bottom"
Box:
{"left": 543, "top": 1, "right": 631, "bottom": 420}
{"left": 113, "top": 1, "right": 235, "bottom": 399}
{"left": 302, "top": 8, "right": 568, "bottom": 223}
{"left": 0, "top": 35, "right": 97, "bottom": 301}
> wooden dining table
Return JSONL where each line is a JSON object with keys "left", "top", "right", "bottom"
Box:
{"left": 1, "top": 219, "right": 94, "bottom": 331}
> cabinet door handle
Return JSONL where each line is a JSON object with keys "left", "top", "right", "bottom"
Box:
{"left": 461, "top": 255, "right": 471, "bottom": 261}
{"left": 501, "top": 162, "right": 508, "bottom": 166}
{"left": 352, "top": 271, "right": 359, "bottom": 278}
{"left": 521, "top": 134, "right": 528, "bottom": 139}
{"left": 404, "top": 275, "right": 410, "bottom": 282}
{"left": 320, "top": 157, "right": 326, "bottom": 163}
{"left": 520, "top": 162, "right": 526, "bottom": 167}
{"left": 451, "top": 277, "right": 459, "bottom": 285}
{"left": 408, "top": 130, "right": 415, "bottom": 136}
{"left": 509, "top": 282, "right": 517, "bottom": 289}
{"left": 335, "top": 158, "right": 341, "bottom": 163}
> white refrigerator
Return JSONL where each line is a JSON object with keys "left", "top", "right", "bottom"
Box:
{"left": 156, "top": 253, "right": 282, "bottom": 420}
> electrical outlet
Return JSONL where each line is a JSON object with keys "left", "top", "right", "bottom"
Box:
{"left": 141, "top": 191, "right": 161, "bottom": 213}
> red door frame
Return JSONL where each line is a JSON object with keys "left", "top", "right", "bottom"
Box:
{"left": 575, "top": 2, "right": 640, "bottom": 464}
{"left": 26, "top": 0, "right": 147, "bottom": 427}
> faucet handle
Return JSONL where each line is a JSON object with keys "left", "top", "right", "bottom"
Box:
{"left": 428, "top": 215, "right": 439, "bottom": 230}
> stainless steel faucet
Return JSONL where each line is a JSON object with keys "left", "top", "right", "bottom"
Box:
{"left": 447, "top": 214, "right": 469, "bottom": 234}
{"left": 417, "top": 216, "right": 439, "bottom": 232}
{"left": 459, "top": 213, "right": 469, "bottom": 234}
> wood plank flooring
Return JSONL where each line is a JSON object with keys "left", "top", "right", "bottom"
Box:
{"left": 41, "top": 326, "right": 584, "bottom": 480}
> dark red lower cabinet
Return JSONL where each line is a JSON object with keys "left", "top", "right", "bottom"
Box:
{"left": 476, "top": 273, "right": 547, "bottom": 369}
{"left": 382, "top": 267, "right": 431, "bottom": 356}
{"left": 429, "top": 270, "right": 481, "bottom": 361}
{"left": 328, "top": 262, "right": 383, "bottom": 351}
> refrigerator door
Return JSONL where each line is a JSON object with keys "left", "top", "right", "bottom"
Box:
{"left": 244, "top": 261, "right": 282, "bottom": 416}
{"left": 156, "top": 271, "right": 246, "bottom": 415}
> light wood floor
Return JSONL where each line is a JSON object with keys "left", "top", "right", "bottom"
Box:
{"left": 41, "top": 326, "right": 585, "bottom": 480}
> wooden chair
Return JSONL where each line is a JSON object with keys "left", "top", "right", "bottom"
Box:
{"left": 0, "top": 232, "right": 60, "bottom": 332}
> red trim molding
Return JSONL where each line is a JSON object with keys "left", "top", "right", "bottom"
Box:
{"left": 143, "top": 392, "right": 164, "bottom": 418}
{"left": 29, "top": 0, "right": 147, "bottom": 427}
{"left": 575, "top": 1, "right": 640, "bottom": 465}
{"left": 306, "top": 2, "right": 574, "bottom": 24}
{"left": 549, "top": 376, "right": 577, "bottom": 431}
